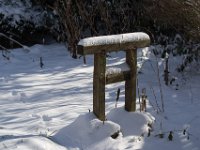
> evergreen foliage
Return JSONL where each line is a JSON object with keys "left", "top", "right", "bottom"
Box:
{"left": 0, "top": 0, "right": 60, "bottom": 47}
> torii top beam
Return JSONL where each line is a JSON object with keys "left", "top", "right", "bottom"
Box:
{"left": 77, "top": 32, "right": 150, "bottom": 55}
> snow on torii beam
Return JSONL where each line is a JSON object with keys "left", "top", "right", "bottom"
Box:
{"left": 78, "top": 32, "right": 150, "bottom": 55}
{"left": 77, "top": 32, "right": 150, "bottom": 121}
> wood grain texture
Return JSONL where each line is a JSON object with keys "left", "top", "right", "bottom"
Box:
{"left": 106, "top": 70, "right": 130, "bottom": 84}
{"left": 125, "top": 49, "right": 137, "bottom": 111}
{"left": 78, "top": 40, "right": 149, "bottom": 55}
{"left": 93, "top": 51, "right": 106, "bottom": 121}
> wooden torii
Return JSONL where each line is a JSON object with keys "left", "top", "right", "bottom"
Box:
{"left": 77, "top": 32, "right": 150, "bottom": 121}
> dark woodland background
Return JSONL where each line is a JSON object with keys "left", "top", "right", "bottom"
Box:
{"left": 0, "top": 0, "right": 199, "bottom": 70}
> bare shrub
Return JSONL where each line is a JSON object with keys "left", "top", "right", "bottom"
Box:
{"left": 143, "top": 0, "right": 200, "bottom": 40}
{"left": 43, "top": 0, "right": 200, "bottom": 58}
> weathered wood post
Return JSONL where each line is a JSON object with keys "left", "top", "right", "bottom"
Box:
{"left": 125, "top": 49, "right": 137, "bottom": 111}
{"left": 78, "top": 32, "right": 150, "bottom": 121}
{"left": 93, "top": 51, "right": 106, "bottom": 120}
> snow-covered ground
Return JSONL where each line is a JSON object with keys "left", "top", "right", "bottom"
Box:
{"left": 0, "top": 44, "right": 199, "bottom": 150}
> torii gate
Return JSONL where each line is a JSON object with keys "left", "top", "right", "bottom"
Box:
{"left": 77, "top": 32, "right": 150, "bottom": 121}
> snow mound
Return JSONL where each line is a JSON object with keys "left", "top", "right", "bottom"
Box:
{"left": 107, "top": 108, "right": 153, "bottom": 136}
{"left": 53, "top": 108, "right": 153, "bottom": 150}
{"left": 53, "top": 113, "right": 120, "bottom": 150}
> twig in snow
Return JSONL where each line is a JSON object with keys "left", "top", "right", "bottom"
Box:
{"left": 0, "top": 45, "right": 10, "bottom": 60}
{"left": 137, "top": 77, "right": 141, "bottom": 112}
{"left": 83, "top": 55, "right": 86, "bottom": 64}
{"left": 148, "top": 97, "right": 159, "bottom": 114}
{"left": 159, "top": 121, "right": 164, "bottom": 138}
{"left": 149, "top": 50, "right": 165, "bottom": 112}
{"left": 164, "top": 52, "right": 169, "bottom": 86}
{"left": 115, "top": 88, "right": 120, "bottom": 108}
{"left": 141, "top": 88, "right": 147, "bottom": 112}
{"left": 154, "top": 55, "right": 165, "bottom": 112}
{"left": 148, "top": 60, "right": 156, "bottom": 75}
{"left": 149, "top": 84, "right": 161, "bottom": 113}
{"left": 40, "top": 57, "right": 44, "bottom": 68}
{"left": 168, "top": 131, "right": 173, "bottom": 141}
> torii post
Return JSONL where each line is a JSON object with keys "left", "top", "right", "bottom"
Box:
{"left": 77, "top": 32, "right": 150, "bottom": 121}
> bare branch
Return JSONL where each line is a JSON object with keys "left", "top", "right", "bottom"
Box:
{"left": 0, "top": 33, "right": 30, "bottom": 52}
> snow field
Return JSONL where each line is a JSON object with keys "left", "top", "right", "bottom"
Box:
{"left": 0, "top": 44, "right": 200, "bottom": 150}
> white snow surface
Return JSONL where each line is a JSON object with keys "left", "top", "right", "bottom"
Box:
{"left": 78, "top": 32, "right": 150, "bottom": 47}
{"left": 106, "top": 62, "right": 130, "bottom": 75}
{"left": 0, "top": 44, "right": 200, "bottom": 150}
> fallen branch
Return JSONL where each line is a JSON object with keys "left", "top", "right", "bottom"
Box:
{"left": 0, "top": 33, "right": 30, "bottom": 52}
